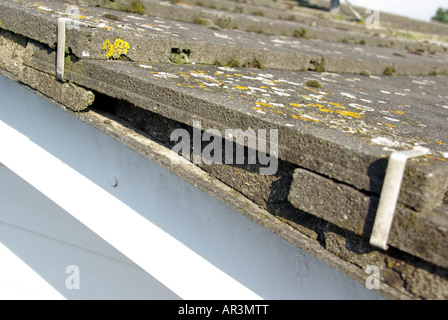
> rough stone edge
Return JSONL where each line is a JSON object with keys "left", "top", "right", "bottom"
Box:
{"left": 288, "top": 168, "right": 448, "bottom": 269}
{"left": 0, "top": 28, "right": 94, "bottom": 111}
{"left": 2, "top": 29, "right": 447, "bottom": 273}
{"left": 59, "top": 0, "right": 448, "bottom": 53}
{"left": 1, "top": 0, "right": 447, "bottom": 76}
{"left": 14, "top": 33, "right": 448, "bottom": 216}
{"left": 61, "top": 58, "right": 448, "bottom": 205}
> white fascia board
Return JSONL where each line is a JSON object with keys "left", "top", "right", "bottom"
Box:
{"left": 0, "top": 119, "right": 261, "bottom": 300}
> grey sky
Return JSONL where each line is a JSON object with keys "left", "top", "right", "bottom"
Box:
{"left": 347, "top": 0, "right": 447, "bottom": 21}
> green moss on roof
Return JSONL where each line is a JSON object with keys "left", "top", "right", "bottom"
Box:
{"left": 225, "top": 58, "right": 241, "bottom": 68}
{"left": 126, "top": 1, "right": 145, "bottom": 15}
{"left": 383, "top": 66, "right": 396, "bottom": 76}
{"left": 293, "top": 27, "right": 307, "bottom": 38}
{"left": 304, "top": 79, "right": 322, "bottom": 89}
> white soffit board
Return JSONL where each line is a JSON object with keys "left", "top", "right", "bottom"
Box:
{"left": 0, "top": 119, "right": 262, "bottom": 300}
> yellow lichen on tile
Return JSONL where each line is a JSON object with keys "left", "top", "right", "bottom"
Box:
{"left": 299, "top": 116, "right": 319, "bottom": 123}
{"left": 256, "top": 102, "right": 273, "bottom": 108}
{"left": 190, "top": 70, "right": 206, "bottom": 75}
{"left": 319, "top": 107, "right": 331, "bottom": 113}
{"left": 308, "top": 103, "right": 331, "bottom": 113}
{"left": 336, "top": 110, "right": 362, "bottom": 119}
{"left": 388, "top": 109, "right": 405, "bottom": 115}
{"left": 102, "top": 38, "right": 130, "bottom": 59}
{"left": 304, "top": 87, "right": 318, "bottom": 93}
{"left": 290, "top": 103, "right": 303, "bottom": 108}
{"left": 328, "top": 102, "right": 346, "bottom": 109}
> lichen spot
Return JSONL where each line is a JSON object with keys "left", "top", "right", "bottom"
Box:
{"left": 304, "top": 87, "right": 318, "bottom": 93}
{"left": 336, "top": 110, "right": 362, "bottom": 119}
{"left": 103, "top": 39, "right": 130, "bottom": 59}
{"left": 328, "top": 102, "right": 346, "bottom": 109}
{"left": 256, "top": 102, "right": 273, "bottom": 108}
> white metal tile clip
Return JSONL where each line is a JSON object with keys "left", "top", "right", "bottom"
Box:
{"left": 370, "top": 147, "right": 429, "bottom": 250}
{"left": 56, "top": 18, "right": 70, "bottom": 81}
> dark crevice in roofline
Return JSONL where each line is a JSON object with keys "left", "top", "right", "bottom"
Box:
{"left": 85, "top": 90, "right": 448, "bottom": 286}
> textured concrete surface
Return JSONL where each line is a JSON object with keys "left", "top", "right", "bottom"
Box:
{"left": 1, "top": 0, "right": 448, "bottom": 75}
{"left": 1, "top": 0, "right": 448, "bottom": 299}
{"left": 58, "top": 60, "right": 448, "bottom": 199}
{"left": 58, "top": 0, "right": 448, "bottom": 53}
{"left": 288, "top": 168, "right": 448, "bottom": 268}
{"left": 0, "top": 29, "right": 94, "bottom": 111}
